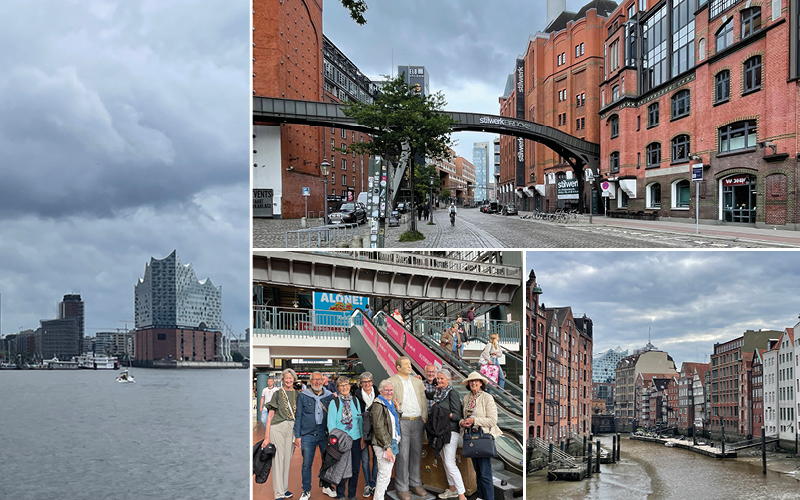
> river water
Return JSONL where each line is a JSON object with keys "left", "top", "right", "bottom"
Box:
{"left": 0, "top": 369, "right": 249, "bottom": 499}
{"left": 528, "top": 434, "right": 800, "bottom": 499}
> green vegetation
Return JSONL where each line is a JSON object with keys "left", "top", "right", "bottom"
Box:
{"left": 398, "top": 230, "right": 425, "bottom": 242}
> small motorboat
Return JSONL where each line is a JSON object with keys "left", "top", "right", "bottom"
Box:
{"left": 665, "top": 442, "right": 676, "bottom": 447}
{"left": 116, "top": 369, "right": 135, "bottom": 384}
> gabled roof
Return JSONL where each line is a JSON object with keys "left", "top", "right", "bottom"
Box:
{"left": 544, "top": 0, "right": 619, "bottom": 33}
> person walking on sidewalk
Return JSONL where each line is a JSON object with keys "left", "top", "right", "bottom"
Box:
{"left": 295, "top": 372, "right": 337, "bottom": 500}
{"left": 389, "top": 357, "right": 428, "bottom": 500}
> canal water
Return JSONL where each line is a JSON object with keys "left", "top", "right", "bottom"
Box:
{"left": 528, "top": 434, "right": 800, "bottom": 499}
{"left": 0, "top": 369, "right": 249, "bottom": 499}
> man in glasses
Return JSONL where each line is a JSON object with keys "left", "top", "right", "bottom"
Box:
{"left": 354, "top": 372, "right": 378, "bottom": 496}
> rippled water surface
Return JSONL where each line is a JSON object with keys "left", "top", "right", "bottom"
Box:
{"left": 0, "top": 369, "right": 249, "bottom": 499}
{"left": 528, "top": 434, "right": 800, "bottom": 499}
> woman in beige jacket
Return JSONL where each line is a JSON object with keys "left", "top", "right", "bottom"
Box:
{"left": 459, "top": 372, "right": 502, "bottom": 500}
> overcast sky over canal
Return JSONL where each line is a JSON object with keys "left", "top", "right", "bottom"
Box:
{"left": 323, "top": 0, "right": 591, "bottom": 160}
{"left": 0, "top": 1, "right": 250, "bottom": 337}
{"left": 526, "top": 251, "right": 800, "bottom": 369}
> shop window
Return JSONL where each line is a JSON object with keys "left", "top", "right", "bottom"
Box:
{"left": 618, "top": 189, "right": 629, "bottom": 208}
{"left": 647, "top": 183, "right": 662, "bottom": 208}
{"left": 741, "top": 8, "right": 761, "bottom": 38}
{"left": 672, "top": 135, "right": 690, "bottom": 162}
{"left": 718, "top": 120, "right": 757, "bottom": 153}
{"left": 743, "top": 56, "right": 762, "bottom": 93}
{"left": 648, "top": 102, "right": 659, "bottom": 127}
{"left": 610, "top": 115, "right": 619, "bottom": 138}
{"left": 672, "top": 179, "right": 690, "bottom": 208}
{"left": 716, "top": 19, "right": 734, "bottom": 53}
{"left": 646, "top": 142, "right": 661, "bottom": 168}
{"left": 715, "top": 70, "right": 730, "bottom": 103}
{"left": 610, "top": 151, "right": 620, "bottom": 173}
{"left": 671, "top": 90, "right": 690, "bottom": 119}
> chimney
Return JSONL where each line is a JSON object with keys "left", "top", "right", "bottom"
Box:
{"left": 547, "top": 0, "right": 567, "bottom": 27}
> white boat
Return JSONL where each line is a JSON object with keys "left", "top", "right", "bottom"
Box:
{"left": 76, "top": 354, "right": 119, "bottom": 370}
{"left": 665, "top": 442, "right": 676, "bottom": 447}
{"left": 116, "top": 369, "right": 135, "bottom": 383}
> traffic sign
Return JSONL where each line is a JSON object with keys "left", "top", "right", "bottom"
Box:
{"left": 692, "top": 165, "right": 703, "bottom": 182}
{"left": 302, "top": 187, "right": 310, "bottom": 196}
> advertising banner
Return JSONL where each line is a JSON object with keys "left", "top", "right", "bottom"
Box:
{"left": 376, "top": 336, "right": 400, "bottom": 375}
{"left": 515, "top": 58, "right": 526, "bottom": 188}
{"left": 313, "top": 292, "right": 367, "bottom": 325}
{"left": 557, "top": 178, "right": 580, "bottom": 200}
{"left": 363, "top": 318, "right": 378, "bottom": 347}
{"left": 386, "top": 316, "right": 406, "bottom": 346}
{"left": 404, "top": 333, "right": 443, "bottom": 371}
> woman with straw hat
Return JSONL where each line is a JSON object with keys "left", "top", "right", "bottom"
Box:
{"left": 459, "top": 372, "right": 502, "bottom": 500}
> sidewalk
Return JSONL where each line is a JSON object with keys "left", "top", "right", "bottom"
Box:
{"left": 573, "top": 215, "right": 800, "bottom": 247}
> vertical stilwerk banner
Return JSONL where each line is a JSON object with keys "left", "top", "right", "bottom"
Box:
{"left": 515, "top": 58, "right": 526, "bottom": 189}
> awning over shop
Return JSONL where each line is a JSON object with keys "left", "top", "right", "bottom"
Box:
{"left": 535, "top": 184, "right": 545, "bottom": 196}
{"left": 620, "top": 179, "right": 637, "bottom": 198}
{"left": 523, "top": 187, "right": 535, "bottom": 197}
{"left": 515, "top": 189, "right": 524, "bottom": 198}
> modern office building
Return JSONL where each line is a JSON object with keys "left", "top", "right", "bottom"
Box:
{"left": 597, "top": 0, "right": 800, "bottom": 227}
{"left": 593, "top": 346, "right": 629, "bottom": 383}
{"left": 473, "top": 141, "right": 493, "bottom": 203}
{"left": 134, "top": 251, "right": 222, "bottom": 363}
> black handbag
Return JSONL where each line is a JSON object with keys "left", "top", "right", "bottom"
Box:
{"left": 461, "top": 427, "right": 497, "bottom": 459}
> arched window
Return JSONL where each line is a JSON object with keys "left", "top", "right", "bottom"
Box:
{"left": 610, "top": 151, "right": 620, "bottom": 173}
{"left": 743, "top": 56, "right": 762, "bottom": 93}
{"left": 646, "top": 142, "right": 661, "bottom": 168}
{"left": 648, "top": 102, "right": 659, "bottom": 127}
{"left": 671, "top": 90, "right": 690, "bottom": 118}
{"left": 610, "top": 115, "right": 619, "bottom": 138}
{"left": 647, "top": 183, "right": 662, "bottom": 208}
{"left": 741, "top": 7, "right": 762, "bottom": 38}
{"left": 671, "top": 135, "right": 690, "bottom": 162}
{"left": 716, "top": 19, "right": 734, "bottom": 52}
{"left": 672, "top": 179, "right": 690, "bottom": 208}
{"left": 715, "top": 70, "right": 730, "bottom": 103}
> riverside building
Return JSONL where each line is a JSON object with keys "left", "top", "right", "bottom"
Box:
{"left": 597, "top": 0, "right": 800, "bottom": 228}
{"left": 615, "top": 346, "right": 678, "bottom": 431}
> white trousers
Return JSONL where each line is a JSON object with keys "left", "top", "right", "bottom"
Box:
{"left": 372, "top": 444, "right": 396, "bottom": 500}
{"left": 441, "top": 431, "right": 465, "bottom": 495}
{"left": 270, "top": 420, "right": 295, "bottom": 499}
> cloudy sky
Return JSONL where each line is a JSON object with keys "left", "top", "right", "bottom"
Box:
{"left": 323, "top": 0, "right": 592, "bottom": 160}
{"left": 526, "top": 251, "right": 800, "bottom": 370}
{"left": 0, "top": 1, "right": 250, "bottom": 339}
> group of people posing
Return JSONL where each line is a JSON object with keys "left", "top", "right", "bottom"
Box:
{"left": 259, "top": 357, "right": 501, "bottom": 500}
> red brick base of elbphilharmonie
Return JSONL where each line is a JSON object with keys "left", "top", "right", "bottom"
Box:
{"left": 134, "top": 327, "right": 221, "bottom": 363}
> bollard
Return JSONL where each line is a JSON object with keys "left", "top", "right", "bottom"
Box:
{"left": 762, "top": 427, "right": 767, "bottom": 474}
{"left": 722, "top": 426, "right": 726, "bottom": 457}
{"left": 549, "top": 442, "right": 553, "bottom": 464}
{"left": 587, "top": 442, "right": 593, "bottom": 478}
{"left": 612, "top": 435, "right": 617, "bottom": 463}
{"left": 617, "top": 433, "right": 621, "bottom": 461}
{"left": 560, "top": 440, "right": 565, "bottom": 452}
{"left": 300, "top": 216, "right": 307, "bottom": 228}
{"left": 596, "top": 440, "right": 601, "bottom": 473}
{"left": 583, "top": 436, "right": 587, "bottom": 457}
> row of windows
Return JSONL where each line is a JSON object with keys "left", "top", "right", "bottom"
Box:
{"left": 576, "top": 93, "right": 586, "bottom": 107}
{"left": 328, "top": 174, "right": 357, "bottom": 187}
{"left": 574, "top": 43, "right": 585, "bottom": 58}
{"left": 557, "top": 89, "right": 567, "bottom": 102}
{"left": 715, "top": 56, "right": 762, "bottom": 103}
{"left": 556, "top": 112, "right": 567, "bottom": 126}
{"left": 557, "top": 52, "right": 567, "bottom": 66}
{"left": 609, "top": 89, "right": 689, "bottom": 137}
{"left": 328, "top": 155, "right": 363, "bottom": 172}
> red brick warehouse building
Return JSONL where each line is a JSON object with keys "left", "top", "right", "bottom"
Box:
{"left": 499, "top": 0, "right": 617, "bottom": 212}
{"left": 598, "top": 0, "right": 800, "bottom": 228}
{"left": 253, "top": 0, "right": 376, "bottom": 218}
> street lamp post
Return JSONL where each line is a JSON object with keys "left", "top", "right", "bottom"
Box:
{"left": 429, "top": 177, "right": 433, "bottom": 216}
{"left": 320, "top": 159, "right": 331, "bottom": 224}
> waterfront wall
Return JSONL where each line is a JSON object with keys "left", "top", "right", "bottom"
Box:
{"left": 134, "top": 360, "right": 245, "bottom": 369}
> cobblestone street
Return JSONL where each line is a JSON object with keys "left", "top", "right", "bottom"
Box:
{"left": 254, "top": 208, "right": 800, "bottom": 249}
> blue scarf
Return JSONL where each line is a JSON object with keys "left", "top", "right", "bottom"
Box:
{"left": 302, "top": 387, "right": 332, "bottom": 425}
{"left": 378, "top": 395, "right": 401, "bottom": 439}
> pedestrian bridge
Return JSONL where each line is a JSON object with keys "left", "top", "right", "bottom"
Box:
{"left": 254, "top": 96, "right": 600, "bottom": 172}
{"left": 252, "top": 250, "right": 522, "bottom": 304}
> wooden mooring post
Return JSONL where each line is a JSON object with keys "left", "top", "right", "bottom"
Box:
{"left": 596, "top": 440, "right": 601, "bottom": 473}
{"left": 762, "top": 427, "right": 767, "bottom": 475}
{"left": 612, "top": 434, "right": 617, "bottom": 463}
{"left": 616, "top": 433, "right": 621, "bottom": 461}
{"left": 587, "top": 441, "right": 593, "bottom": 478}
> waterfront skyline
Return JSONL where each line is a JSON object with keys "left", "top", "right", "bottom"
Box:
{"left": 322, "top": 0, "right": 590, "bottom": 160}
{"left": 0, "top": 1, "right": 249, "bottom": 337}
{"left": 526, "top": 251, "right": 800, "bottom": 369}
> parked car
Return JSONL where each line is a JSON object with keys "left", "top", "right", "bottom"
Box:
{"left": 501, "top": 205, "right": 518, "bottom": 216}
{"left": 327, "top": 202, "right": 367, "bottom": 225}
{"left": 396, "top": 202, "right": 407, "bottom": 214}
{"left": 481, "top": 203, "right": 496, "bottom": 214}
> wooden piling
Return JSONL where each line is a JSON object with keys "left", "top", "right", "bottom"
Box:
{"left": 762, "top": 427, "right": 767, "bottom": 475}
{"left": 587, "top": 442, "right": 593, "bottom": 478}
{"left": 596, "top": 440, "right": 601, "bottom": 473}
{"left": 612, "top": 435, "right": 617, "bottom": 463}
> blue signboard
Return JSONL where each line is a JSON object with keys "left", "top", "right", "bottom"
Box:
{"left": 692, "top": 165, "right": 703, "bottom": 182}
{"left": 313, "top": 292, "right": 367, "bottom": 322}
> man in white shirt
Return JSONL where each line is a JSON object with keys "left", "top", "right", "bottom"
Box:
{"left": 389, "top": 357, "right": 428, "bottom": 500}
{"left": 259, "top": 377, "right": 279, "bottom": 425}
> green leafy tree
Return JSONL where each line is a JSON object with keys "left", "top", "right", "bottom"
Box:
{"left": 339, "top": 0, "right": 368, "bottom": 24}
{"left": 413, "top": 164, "right": 441, "bottom": 205}
{"left": 341, "top": 73, "right": 455, "bottom": 232}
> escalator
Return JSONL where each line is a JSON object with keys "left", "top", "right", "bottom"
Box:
{"left": 348, "top": 310, "right": 524, "bottom": 476}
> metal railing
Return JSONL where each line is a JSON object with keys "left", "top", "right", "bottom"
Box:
{"left": 285, "top": 223, "right": 360, "bottom": 248}
{"left": 418, "top": 318, "right": 521, "bottom": 345}
{"left": 529, "top": 437, "right": 577, "bottom": 466}
{"left": 252, "top": 306, "right": 362, "bottom": 339}
{"left": 307, "top": 251, "right": 521, "bottom": 278}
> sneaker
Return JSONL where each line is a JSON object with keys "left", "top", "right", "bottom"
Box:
{"left": 323, "top": 487, "right": 338, "bottom": 498}
{"left": 438, "top": 491, "right": 457, "bottom": 499}
{"left": 300, "top": 492, "right": 311, "bottom": 500}
{"left": 286, "top": 492, "right": 293, "bottom": 499}
{"left": 363, "top": 487, "right": 372, "bottom": 497}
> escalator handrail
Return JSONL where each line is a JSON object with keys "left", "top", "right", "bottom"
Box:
{"left": 375, "top": 312, "right": 523, "bottom": 414}
{"left": 417, "top": 317, "right": 523, "bottom": 363}
{"left": 412, "top": 316, "right": 524, "bottom": 399}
